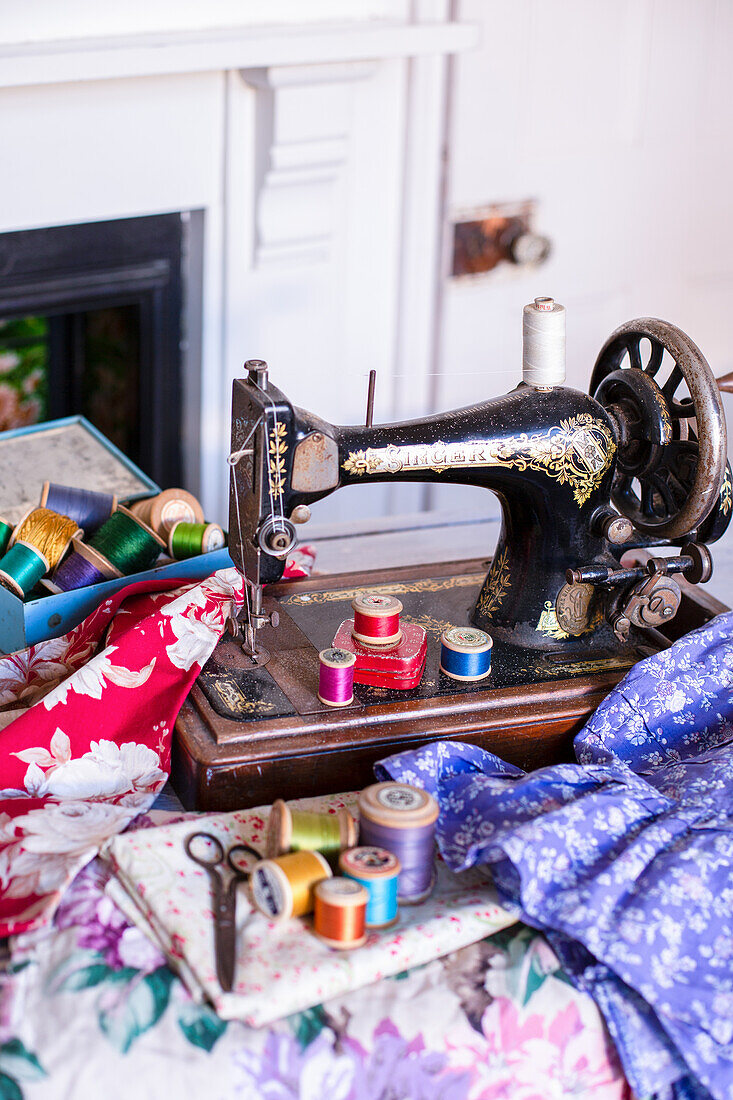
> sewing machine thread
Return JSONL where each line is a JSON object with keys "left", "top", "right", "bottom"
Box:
{"left": 12, "top": 507, "right": 80, "bottom": 569}
{"left": 340, "top": 846, "right": 401, "bottom": 928}
{"left": 351, "top": 593, "right": 403, "bottom": 646}
{"left": 522, "top": 297, "right": 566, "bottom": 388}
{"left": 0, "top": 541, "right": 50, "bottom": 598}
{"left": 266, "top": 799, "right": 357, "bottom": 859}
{"left": 313, "top": 878, "right": 368, "bottom": 949}
{"left": 168, "top": 521, "right": 225, "bottom": 560}
{"left": 129, "top": 488, "right": 204, "bottom": 537}
{"left": 358, "top": 783, "right": 439, "bottom": 905}
{"left": 40, "top": 482, "right": 116, "bottom": 534}
{"left": 318, "top": 647, "right": 356, "bottom": 707}
{"left": 249, "top": 850, "right": 332, "bottom": 921}
{"left": 439, "top": 626, "right": 493, "bottom": 681}
{"left": 88, "top": 507, "right": 165, "bottom": 575}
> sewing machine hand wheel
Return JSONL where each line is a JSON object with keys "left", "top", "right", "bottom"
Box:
{"left": 590, "top": 318, "right": 727, "bottom": 539}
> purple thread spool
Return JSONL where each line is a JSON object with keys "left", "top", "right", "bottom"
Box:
{"left": 40, "top": 482, "right": 116, "bottom": 534}
{"left": 53, "top": 550, "right": 107, "bottom": 591}
{"left": 358, "top": 782, "right": 439, "bottom": 904}
{"left": 318, "top": 647, "right": 356, "bottom": 707}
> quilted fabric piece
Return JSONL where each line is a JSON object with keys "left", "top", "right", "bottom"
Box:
{"left": 377, "top": 612, "right": 733, "bottom": 1100}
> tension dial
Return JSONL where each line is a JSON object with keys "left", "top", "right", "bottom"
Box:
{"left": 590, "top": 318, "right": 727, "bottom": 539}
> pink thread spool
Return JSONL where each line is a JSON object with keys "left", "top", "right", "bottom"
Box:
{"left": 318, "top": 647, "right": 356, "bottom": 707}
{"left": 351, "top": 593, "right": 403, "bottom": 647}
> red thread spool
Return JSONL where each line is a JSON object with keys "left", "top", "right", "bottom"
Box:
{"left": 318, "top": 647, "right": 357, "bottom": 707}
{"left": 351, "top": 593, "right": 403, "bottom": 647}
{"left": 313, "top": 878, "right": 368, "bottom": 949}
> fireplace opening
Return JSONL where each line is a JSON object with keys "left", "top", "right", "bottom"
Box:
{"left": 0, "top": 214, "right": 194, "bottom": 486}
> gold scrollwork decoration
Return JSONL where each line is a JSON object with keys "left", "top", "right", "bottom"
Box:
{"left": 268, "top": 420, "right": 288, "bottom": 498}
{"left": 721, "top": 468, "right": 732, "bottom": 517}
{"left": 476, "top": 548, "right": 511, "bottom": 619}
{"left": 535, "top": 600, "right": 570, "bottom": 640}
{"left": 342, "top": 414, "right": 616, "bottom": 507}
{"left": 283, "top": 573, "right": 483, "bottom": 606}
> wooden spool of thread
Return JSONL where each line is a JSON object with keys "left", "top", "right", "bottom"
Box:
{"left": 313, "top": 878, "right": 368, "bottom": 950}
{"left": 49, "top": 537, "right": 122, "bottom": 593}
{"left": 0, "top": 517, "right": 13, "bottom": 557}
{"left": 340, "top": 846, "right": 401, "bottom": 929}
{"left": 12, "top": 507, "right": 80, "bottom": 570}
{"left": 40, "top": 482, "right": 116, "bottom": 534}
{"left": 266, "top": 799, "right": 357, "bottom": 860}
{"left": 318, "top": 647, "right": 356, "bottom": 707}
{"left": 358, "top": 782, "right": 439, "bottom": 905}
{"left": 439, "top": 626, "right": 493, "bottom": 681}
{"left": 168, "top": 521, "right": 225, "bottom": 560}
{"left": 249, "top": 850, "right": 331, "bottom": 921}
{"left": 0, "top": 541, "right": 50, "bottom": 599}
{"left": 351, "top": 593, "right": 403, "bottom": 647}
{"left": 88, "top": 506, "right": 166, "bottom": 576}
{"left": 130, "top": 489, "right": 204, "bottom": 538}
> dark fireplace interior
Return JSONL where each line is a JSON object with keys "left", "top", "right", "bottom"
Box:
{"left": 0, "top": 214, "right": 187, "bottom": 486}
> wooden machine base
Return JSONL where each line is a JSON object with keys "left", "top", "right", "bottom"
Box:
{"left": 172, "top": 558, "right": 727, "bottom": 810}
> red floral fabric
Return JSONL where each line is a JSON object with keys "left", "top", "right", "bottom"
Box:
{"left": 0, "top": 567, "right": 247, "bottom": 938}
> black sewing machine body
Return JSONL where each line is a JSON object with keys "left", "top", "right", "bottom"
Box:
{"left": 228, "top": 318, "right": 730, "bottom": 657}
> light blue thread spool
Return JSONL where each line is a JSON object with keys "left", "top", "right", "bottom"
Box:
{"left": 340, "top": 846, "right": 401, "bottom": 928}
{"left": 439, "top": 626, "right": 492, "bottom": 682}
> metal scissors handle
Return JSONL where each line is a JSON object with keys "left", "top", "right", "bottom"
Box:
{"left": 185, "top": 832, "right": 260, "bottom": 992}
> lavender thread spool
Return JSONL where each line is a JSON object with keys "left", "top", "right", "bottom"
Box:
{"left": 318, "top": 648, "right": 356, "bottom": 707}
{"left": 40, "top": 482, "right": 116, "bottom": 534}
{"left": 358, "top": 782, "right": 439, "bottom": 905}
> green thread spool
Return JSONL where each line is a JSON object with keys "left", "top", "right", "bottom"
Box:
{"left": 0, "top": 541, "right": 50, "bottom": 599}
{"left": 88, "top": 507, "right": 166, "bottom": 576}
{"left": 0, "top": 517, "right": 13, "bottom": 557}
{"left": 265, "top": 799, "right": 357, "bottom": 860}
{"left": 168, "top": 521, "right": 225, "bottom": 560}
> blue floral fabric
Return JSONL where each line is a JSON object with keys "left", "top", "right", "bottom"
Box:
{"left": 376, "top": 612, "right": 733, "bottom": 1100}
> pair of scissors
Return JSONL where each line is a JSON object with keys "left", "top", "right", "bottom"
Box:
{"left": 185, "top": 832, "right": 260, "bottom": 992}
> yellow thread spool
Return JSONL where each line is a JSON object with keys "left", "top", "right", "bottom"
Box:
{"left": 249, "top": 850, "right": 331, "bottom": 921}
{"left": 12, "top": 507, "right": 81, "bottom": 570}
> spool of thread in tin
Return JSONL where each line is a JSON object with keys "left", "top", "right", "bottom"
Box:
{"left": 0, "top": 541, "right": 50, "bottom": 599}
{"left": 130, "top": 489, "right": 204, "bottom": 538}
{"left": 358, "top": 782, "right": 439, "bottom": 905}
{"left": 0, "top": 517, "right": 12, "bottom": 556}
{"left": 249, "top": 850, "right": 331, "bottom": 921}
{"left": 439, "top": 626, "right": 493, "bottom": 681}
{"left": 50, "top": 538, "right": 121, "bottom": 592}
{"left": 40, "top": 482, "right": 116, "bottom": 534}
{"left": 168, "top": 521, "right": 225, "bottom": 560}
{"left": 88, "top": 506, "right": 166, "bottom": 575}
{"left": 318, "top": 647, "right": 356, "bottom": 707}
{"left": 340, "top": 846, "right": 401, "bottom": 928}
{"left": 266, "top": 799, "right": 357, "bottom": 859}
{"left": 12, "top": 507, "right": 80, "bottom": 570}
{"left": 313, "top": 878, "right": 368, "bottom": 950}
{"left": 351, "top": 593, "right": 403, "bottom": 647}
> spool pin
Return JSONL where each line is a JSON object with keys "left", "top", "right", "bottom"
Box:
{"left": 358, "top": 782, "right": 439, "bottom": 905}
{"left": 439, "top": 626, "right": 493, "bottom": 682}
{"left": 249, "top": 850, "right": 331, "bottom": 921}
{"left": 313, "top": 878, "right": 369, "bottom": 950}
{"left": 351, "top": 593, "right": 403, "bottom": 647}
{"left": 266, "top": 799, "right": 357, "bottom": 859}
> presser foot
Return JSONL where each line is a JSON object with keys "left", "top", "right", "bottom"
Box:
{"left": 225, "top": 617, "right": 273, "bottom": 667}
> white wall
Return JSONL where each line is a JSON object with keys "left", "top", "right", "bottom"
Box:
{"left": 432, "top": 0, "right": 733, "bottom": 524}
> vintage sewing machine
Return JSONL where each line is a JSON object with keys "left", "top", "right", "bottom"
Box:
{"left": 173, "top": 301, "right": 731, "bottom": 809}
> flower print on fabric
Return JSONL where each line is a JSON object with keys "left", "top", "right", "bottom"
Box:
{"left": 0, "top": 568, "right": 245, "bottom": 938}
{"left": 377, "top": 611, "right": 733, "bottom": 1100}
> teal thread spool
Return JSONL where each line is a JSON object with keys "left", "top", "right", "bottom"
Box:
{"left": 168, "top": 521, "right": 225, "bottom": 560}
{"left": 0, "top": 517, "right": 13, "bottom": 556}
{"left": 88, "top": 506, "right": 166, "bottom": 576}
{"left": 340, "top": 846, "right": 401, "bottom": 929}
{"left": 0, "top": 541, "right": 50, "bottom": 599}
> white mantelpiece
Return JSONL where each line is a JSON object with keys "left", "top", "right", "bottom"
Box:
{"left": 0, "top": 5, "right": 477, "bottom": 526}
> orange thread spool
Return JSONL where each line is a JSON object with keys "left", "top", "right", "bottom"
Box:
{"left": 313, "top": 878, "right": 368, "bottom": 949}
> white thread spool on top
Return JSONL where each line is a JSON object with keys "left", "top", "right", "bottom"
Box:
{"left": 522, "top": 297, "right": 566, "bottom": 389}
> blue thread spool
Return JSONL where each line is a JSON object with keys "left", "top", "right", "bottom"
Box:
{"left": 439, "top": 626, "right": 493, "bottom": 682}
{"left": 358, "top": 783, "right": 439, "bottom": 905}
{"left": 40, "top": 482, "right": 116, "bottom": 534}
{"left": 340, "top": 846, "right": 401, "bottom": 928}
